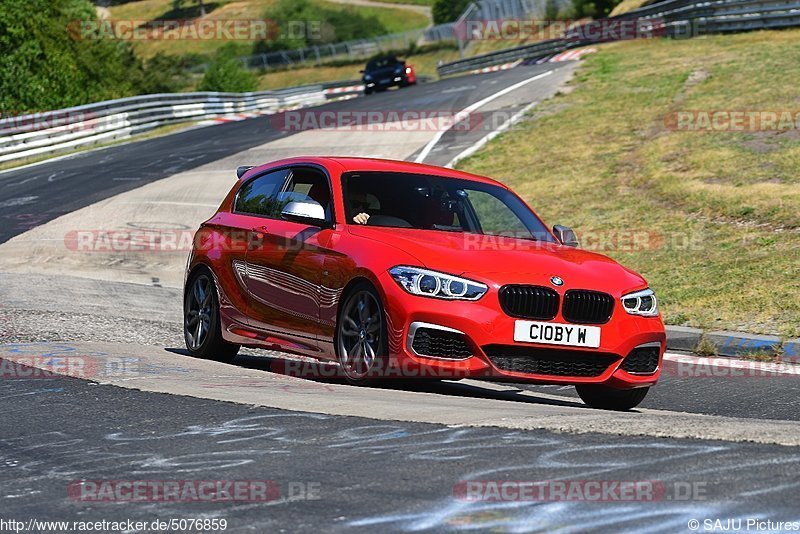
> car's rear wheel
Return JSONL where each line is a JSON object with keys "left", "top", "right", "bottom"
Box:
{"left": 184, "top": 269, "right": 240, "bottom": 362}
{"left": 336, "top": 283, "right": 388, "bottom": 385}
{"left": 575, "top": 384, "right": 649, "bottom": 411}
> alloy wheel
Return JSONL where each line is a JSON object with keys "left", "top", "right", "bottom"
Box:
{"left": 185, "top": 274, "right": 213, "bottom": 351}
{"left": 338, "top": 289, "right": 383, "bottom": 380}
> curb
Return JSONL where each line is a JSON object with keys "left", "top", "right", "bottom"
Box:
{"left": 666, "top": 326, "right": 798, "bottom": 360}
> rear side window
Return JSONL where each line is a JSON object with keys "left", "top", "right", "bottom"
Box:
{"left": 234, "top": 169, "right": 290, "bottom": 217}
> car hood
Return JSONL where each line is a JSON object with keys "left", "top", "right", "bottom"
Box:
{"left": 348, "top": 226, "right": 647, "bottom": 294}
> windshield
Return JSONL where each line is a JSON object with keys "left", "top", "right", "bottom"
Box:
{"left": 366, "top": 57, "right": 397, "bottom": 70}
{"left": 342, "top": 172, "right": 555, "bottom": 242}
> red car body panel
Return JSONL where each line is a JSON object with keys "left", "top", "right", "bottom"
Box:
{"left": 405, "top": 64, "right": 416, "bottom": 84}
{"left": 187, "top": 156, "right": 665, "bottom": 388}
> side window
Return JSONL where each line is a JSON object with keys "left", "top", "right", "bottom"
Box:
{"left": 234, "top": 169, "right": 290, "bottom": 218}
{"left": 467, "top": 189, "right": 528, "bottom": 236}
{"left": 281, "top": 167, "right": 333, "bottom": 222}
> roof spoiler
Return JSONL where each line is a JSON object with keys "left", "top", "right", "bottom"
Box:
{"left": 236, "top": 165, "right": 255, "bottom": 179}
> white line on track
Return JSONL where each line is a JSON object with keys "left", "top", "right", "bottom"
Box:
{"left": 445, "top": 100, "right": 539, "bottom": 168}
{"left": 414, "top": 69, "right": 554, "bottom": 163}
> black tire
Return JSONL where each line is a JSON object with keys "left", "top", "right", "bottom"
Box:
{"left": 364, "top": 88, "right": 373, "bottom": 95}
{"left": 184, "top": 269, "right": 240, "bottom": 363}
{"left": 575, "top": 385, "right": 649, "bottom": 411}
{"left": 335, "top": 282, "right": 389, "bottom": 386}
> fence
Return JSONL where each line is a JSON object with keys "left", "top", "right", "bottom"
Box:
{"left": 238, "top": 22, "right": 461, "bottom": 72}
{"left": 0, "top": 81, "right": 362, "bottom": 165}
{"left": 233, "top": 0, "right": 552, "bottom": 71}
{"left": 437, "top": 0, "right": 800, "bottom": 75}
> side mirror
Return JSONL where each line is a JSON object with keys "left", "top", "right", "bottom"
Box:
{"left": 553, "top": 225, "right": 579, "bottom": 247}
{"left": 281, "top": 200, "right": 328, "bottom": 227}
{"left": 236, "top": 165, "right": 254, "bottom": 179}
{"left": 359, "top": 69, "right": 365, "bottom": 74}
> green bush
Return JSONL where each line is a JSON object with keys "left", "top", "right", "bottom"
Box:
{"left": 572, "top": 0, "right": 623, "bottom": 17}
{"left": 139, "top": 53, "right": 200, "bottom": 94}
{"left": 198, "top": 44, "right": 257, "bottom": 93}
{"left": 432, "top": 0, "right": 471, "bottom": 24}
{"left": 254, "top": 0, "right": 389, "bottom": 54}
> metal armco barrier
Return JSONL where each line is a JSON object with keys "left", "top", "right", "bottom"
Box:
{"left": 0, "top": 80, "right": 363, "bottom": 165}
{"left": 437, "top": 0, "right": 800, "bottom": 76}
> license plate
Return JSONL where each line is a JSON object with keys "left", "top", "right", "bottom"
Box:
{"left": 513, "top": 320, "right": 600, "bottom": 348}
{"left": 380, "top": 78, "right": 390, "bottom": 84}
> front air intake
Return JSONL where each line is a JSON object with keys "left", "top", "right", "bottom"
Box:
{"left": 620, "top": 344, "right": 660, "bottom": 374}
{"left": 411, "top": 327, "right": 473, "bottom": 359}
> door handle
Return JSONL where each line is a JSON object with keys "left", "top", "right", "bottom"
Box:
{"left": 249, "top": 226, "right": 268, "bottom": 248}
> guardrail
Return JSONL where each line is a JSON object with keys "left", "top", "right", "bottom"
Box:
{"left": 437, "top": 0, "right": 800, "bottom": 76}
{"left": 0, "top": 81, "right": 363, "bottom": 165}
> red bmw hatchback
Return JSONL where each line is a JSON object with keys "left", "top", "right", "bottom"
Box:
{"left": 184, "top": 157, "right": 665, "bottom": 410}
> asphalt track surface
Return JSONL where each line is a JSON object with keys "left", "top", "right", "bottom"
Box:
{"left": 3, "top": 363, "right": 800, "bottom": 533}
{"left": 1, "top": 62, "right": 799, "bottom": 531}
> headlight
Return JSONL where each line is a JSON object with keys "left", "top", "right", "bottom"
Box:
{"left": 621, "top": 288, "right": 658, "bottom": 317}
{"left": 389, "top": 266, "right": 487, "bottom": 301}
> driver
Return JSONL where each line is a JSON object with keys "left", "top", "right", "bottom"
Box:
{"left": 348, "top": 183, "right": 378, "bottom": 225}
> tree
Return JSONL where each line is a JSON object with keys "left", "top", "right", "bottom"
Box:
{"left": 0, "top": 0, "right": 145, "bottom": 113}
{"left": 171, "top": 0, "right": 207, "bottom": 17}
{"left": 432, "top": 0, "right": 472, "bottom": 25}
{"left": 198, "top": 44, "right": 257, "bottom": 93}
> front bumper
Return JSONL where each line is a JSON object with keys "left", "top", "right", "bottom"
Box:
{"left": 364, "top": 75, "right": 409, "bottom": 90}
{"left": 377, "top": 270, "right": 665, "bottom": 388}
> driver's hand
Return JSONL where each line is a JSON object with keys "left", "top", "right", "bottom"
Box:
{"left": 353, "top": 212, "right": 370, "bottom": 225}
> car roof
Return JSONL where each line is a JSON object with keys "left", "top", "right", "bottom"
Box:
{"left": 367, "top": 55, "right": 398, "bottom": 64}
{"left": 242, "top": 156, "right": 508, "bottom": 188}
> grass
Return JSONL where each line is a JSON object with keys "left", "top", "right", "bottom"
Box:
{"left": 457, "top": 30, "right": 800, "bottom": 337}
{"left": 369, "top": 0, "right": 434, "bottom": 5}
{"left": 739, "top": 347, "right": 784, "bottom": 363}
{"left": 108, "top": 0, "right": 429, "bottom": 59}
{"left": 694, "top": 335, "right": 718, "bottom": 358}
{"left": 255, "top": 44, "right": 461, "bottom": 89}
{"left": 609, "top": 0, "right": 654, "bottom": 16}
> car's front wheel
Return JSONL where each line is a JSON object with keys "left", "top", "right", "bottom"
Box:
{"left": 184, "top": 269, "right": 240, "bottom": 362}
{"left": 336, "top": 282, "right": 388, "bottom": 385}
{"left": 575, "top": 384, "right": 649, "bottom": 411}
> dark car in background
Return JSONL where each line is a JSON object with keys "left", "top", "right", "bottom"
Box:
{"left": 361, "top": 55, "right": 416, "bottom": 95}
